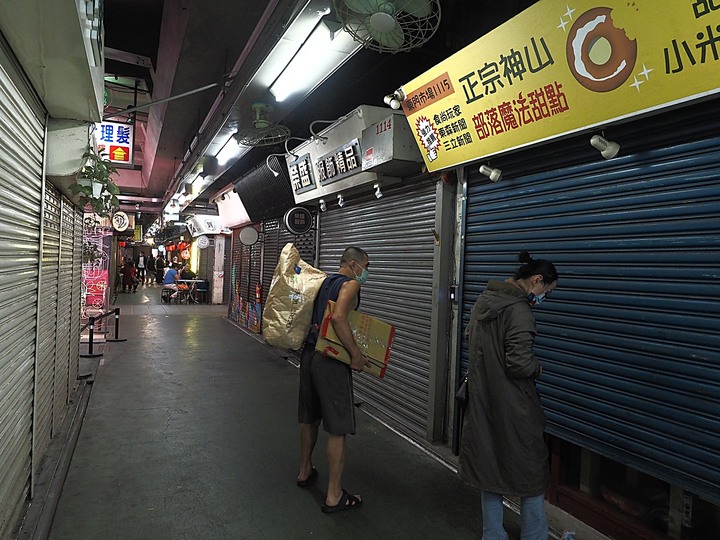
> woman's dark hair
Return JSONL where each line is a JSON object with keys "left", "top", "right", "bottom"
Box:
{"left": 514, "top": 251, "right": 558, "bottom": 284}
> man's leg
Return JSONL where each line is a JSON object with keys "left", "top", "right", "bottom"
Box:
{"left": 298, "top": 420, "right": 319, "bottom": 482}
{"left": 326, "top": 433, "right": 357, "bottom": 507}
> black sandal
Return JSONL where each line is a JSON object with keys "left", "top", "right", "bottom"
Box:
{"left": 321, "top": 489, "right": 362, "bottom": 513}
{"left": 296, "top": 467, "right": 318, "bottom": 488}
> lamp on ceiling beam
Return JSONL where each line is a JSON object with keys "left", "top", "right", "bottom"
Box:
{"left": 268, "top": 15, "right": 361, "bottom": 103}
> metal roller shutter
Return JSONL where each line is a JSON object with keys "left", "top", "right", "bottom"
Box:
{"left": 317, "top": 179, "right": 437, "bottom": 437}
{"left": 247, "top": 238, "right": 262, "bottom": 332}
{"left": 54, "top": 197, "right": 74, "bottom": 433}
{"left": 461, "top": 105, "right": 720, "bottom": 502}
{"left": 229, "top": 229, "right": 244, "bottom": 323}
{"left": 68, "top": 207, "right": 83, "bottom": 385}
{"left": 261, "top": 216, "right": 318, "bottom": 332}
{"left": 35, "top": 183, "right": 61, "bottom": 462}
{"left": 0, "top": 45, "right": 45, "bottom": 538}
{"left": 279, "top": 216, "right": 316, "bottom": 265}
{"left": 261, "top": 218, "right": 280, "bottom": 309}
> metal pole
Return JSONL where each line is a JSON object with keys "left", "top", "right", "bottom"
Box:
{"left": 80, "top": 316, "right": 104, "bottom": 357}
{"left": 88, "top": 317, "right": 95, "bottom": 355}
{"left": 106, "top": 307, "right": 127, "bottom": 342}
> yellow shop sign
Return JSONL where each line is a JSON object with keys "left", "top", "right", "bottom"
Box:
{"left": 399, "top": 0, "right": 720, "bottom": 172}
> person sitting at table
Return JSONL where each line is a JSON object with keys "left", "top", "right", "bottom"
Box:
{"left": 180, "top": 264, "right": 196, "bottom": 280}
{"left": 163, "top": 263, "right": 179, "bottom": 302}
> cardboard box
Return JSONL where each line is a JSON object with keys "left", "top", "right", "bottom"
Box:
{"left": 314, "top": 301, "right": 395, "bottom": 378}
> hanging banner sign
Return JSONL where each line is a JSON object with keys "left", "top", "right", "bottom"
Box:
{"left": 93, "top": 121, "right": 134, "bottom": 165}
{"left": 399, "top": 0, "right": 720, "bottom": 172}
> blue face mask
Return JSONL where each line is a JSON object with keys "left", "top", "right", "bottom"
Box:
{"left": 527, "top": 292, "right": 546, "bottom": 306}
{"left": 352, "top": 261, "right": 369, "bottom": 285}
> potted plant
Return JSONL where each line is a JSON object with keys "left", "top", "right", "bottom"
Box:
{"left": 68, "top": 146, "right": 121, "bottom": 217}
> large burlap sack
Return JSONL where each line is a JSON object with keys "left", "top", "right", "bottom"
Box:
{"left": 263, "top": 243, "right": 327, "bottom": 350}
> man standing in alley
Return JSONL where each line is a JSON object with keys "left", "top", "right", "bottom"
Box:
{"left": 297, "top": 246, "right": 370, "bottom": 513}
{"left": 136, "top": 252, "right": 147, "bottom": 285}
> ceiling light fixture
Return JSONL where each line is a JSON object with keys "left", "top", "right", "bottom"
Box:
{"left": 479, "top": 164, "right": 503, "bottom": 183}
{"left": 318, "top": 198, "right": 326, "bottom": 212}
{"left": 216, "top": 132, "right": 251, "bottom": 166}
{"left": 268, "top": 15, "right": 361, "bottom": 103}
{"left": 374, "top": 183, "right": 383, "bottom": 199}
{"left": 337, "top": 193, "right": 345, "bottom": 207}
{"left": 590, "top": 134, "right": 620, "bottom": 159}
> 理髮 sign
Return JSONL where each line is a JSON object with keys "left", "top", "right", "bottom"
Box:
{"left": 94, "top": 121, "right": 134, "bottom": 165}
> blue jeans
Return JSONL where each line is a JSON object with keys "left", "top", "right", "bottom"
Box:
{"left": 481, "top": 491, "right": 548, "bottom": 540}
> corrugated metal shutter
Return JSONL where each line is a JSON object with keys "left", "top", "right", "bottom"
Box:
{"left": 198, "top": 236, "right": 215, "bottom": 300}
{"left": 461, "top": 105, "right": 720, "bottom": 502}
{"left": 261, "top": 219, "right": 281, "bottom": 309}
{"left": 262, "top": 215, "right": 319, "bottom": 304}
{"left": 69, "top": 207, "right": 83, "bottom": 385}
{"left": 54, "top": 197, "right": 75, "bottom": 433}
{"left": 248, "top": 235, "right": 262, "bottom": 332}
{"left": 261, "top": 216, "right": 318, "bottom": 331}
{"left": 317, "top": 179, "right": 437, "bottom": 437}
{"left": 35, "top": 183, "right": 61, "bottom": 461}
{"left": 279, "top": 216, "right": 316, "bottom": 265}
{"left": 229, "top": 229, "right": 244, "bottom": 323}
{"left": 0, "top": 47, "right": 44, "bottom": 538}
{"left": 222, "top": 235, "right": 232, "bottom": 304}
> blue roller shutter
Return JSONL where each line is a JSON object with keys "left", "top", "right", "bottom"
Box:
{"left": 461, "top": 101, "right": 720, "bottom": 503}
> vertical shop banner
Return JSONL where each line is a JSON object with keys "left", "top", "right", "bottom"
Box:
{"left": 399, "top": 0, "right": 720, "bottom": 171}
{"left": 94, "top": 121, "right": 134, "bottom": 165}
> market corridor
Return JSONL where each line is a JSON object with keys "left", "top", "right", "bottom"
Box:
{"left": 42, "top": 291, "right": 498, "bottom": 540}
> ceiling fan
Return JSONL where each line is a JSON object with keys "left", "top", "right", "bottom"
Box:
{"left": 333, "top": 0, "right": 441, "bottom": 53}
{"left": 234, "top": 102, "right": 291, "bottom": 147}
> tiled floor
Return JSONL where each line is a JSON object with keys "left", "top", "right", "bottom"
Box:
{"left": 42, "top": 285, "right": 607, "bottom": 540}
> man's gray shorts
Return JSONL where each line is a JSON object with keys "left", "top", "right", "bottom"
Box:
{"left": 298, "top": 346, "right": 356, "bottom": 435}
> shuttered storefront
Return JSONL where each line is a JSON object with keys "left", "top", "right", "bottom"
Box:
{"left": 229, "top": 225, "right": 262, "bottom": 331}
{"left": 261, "top": 219, "right": 281, "bottom": 309}
{"left": 317, "top": 179, "right": 437, "bottom": 438}
{"left": 461, "top": 101, "right": 720, "bottom": 502}
{"left": 260, "top": 215, "right": 317, "bottom": 317}
{"left": 0, "top": 43, "right": 45, "bottom": 538}
{"left": 53, "top": 197, "right": 75, "bottom": 433}
{"left": 34, "top": 183, "right": 61, "bottom": 463}
{"left": 69, "top": 207, "right": 83, "bottom": 385}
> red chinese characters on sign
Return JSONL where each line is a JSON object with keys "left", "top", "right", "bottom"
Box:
{"left": 472, "top": 81, "right": 570, "bottom": 142}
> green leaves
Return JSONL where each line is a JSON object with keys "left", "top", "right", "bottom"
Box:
{"left": 69, "top": 146, "right": 121, "bottom": 218}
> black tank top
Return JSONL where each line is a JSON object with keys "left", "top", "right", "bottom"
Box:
{"left": 306, "top": 274, "right": 357, "bottom": 346}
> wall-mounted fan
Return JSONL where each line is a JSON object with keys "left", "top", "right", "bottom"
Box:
{"left": 234, "top": 102, "right": 291, "bottom": 147}
{"left": 333, "top": 0, "right": 441, "bottom": 53}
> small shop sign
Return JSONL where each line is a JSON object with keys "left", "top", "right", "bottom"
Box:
{"left": 94, "top": 121, "right": 134, "bottom": 165}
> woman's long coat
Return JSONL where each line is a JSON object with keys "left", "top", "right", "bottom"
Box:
{"left": 458, "top": 280, "right": 549, "bottom": 497}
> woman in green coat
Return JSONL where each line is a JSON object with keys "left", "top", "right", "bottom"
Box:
{"left": 459, "top": 251, "right": 558, "bottom": 540}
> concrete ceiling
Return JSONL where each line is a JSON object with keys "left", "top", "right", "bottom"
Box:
{"left": 103, "top": 0, "right": 538, "bottom": 224}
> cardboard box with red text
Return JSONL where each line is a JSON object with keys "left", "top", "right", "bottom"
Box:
{"left": 314, "top": 301, "right": 395, "bottom": 378}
